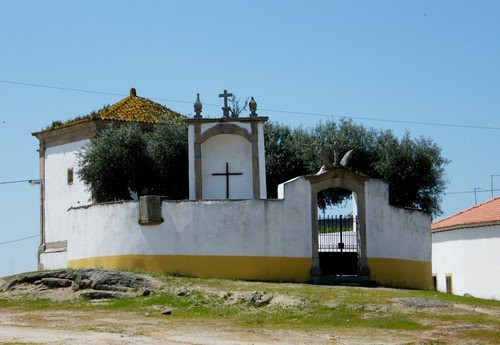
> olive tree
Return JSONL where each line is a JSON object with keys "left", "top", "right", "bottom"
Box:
{"left": 265, "top": 119, "right": 448, "bottom": 215}
{"left": 77, "top": 120, "right": 188, "bottom": 203}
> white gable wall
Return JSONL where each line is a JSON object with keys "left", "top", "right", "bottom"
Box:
{"left": 41, "top": 139, "right": 91, "bottom": 269}
{"left": 432, "top": 225, "right": 500, "bottom": 300}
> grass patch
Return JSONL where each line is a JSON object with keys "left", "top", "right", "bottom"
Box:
{"left": 1, "top": 273, "right": 498, "bottom": 335}
{"left": 460, "top": 329, "right": 500, "bottom": 343}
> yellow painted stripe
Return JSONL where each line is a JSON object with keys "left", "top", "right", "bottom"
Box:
{"left": 68, "top": 254, "right": 312, "bottom": 282}
{"left": 367, "top": 257, "right": 432, "bottom": 290}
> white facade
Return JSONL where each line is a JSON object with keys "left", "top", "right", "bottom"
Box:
{"left": 41, "top": 139, "right": 91, "bottom": 269}
{"left": 432, "top": 225, "right": 500, "bottom": 300}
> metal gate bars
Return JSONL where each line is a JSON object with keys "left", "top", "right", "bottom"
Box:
{"left": 318, "top": 215, "right": 358, "bottom": 253}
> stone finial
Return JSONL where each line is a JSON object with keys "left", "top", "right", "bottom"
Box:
{"left": 315, "top": 145, "right": 355, "bottom": 175}
{"left": 194, "top": 93, "right": 202, "bottom": 118}
{"left": 316, "top": 149, "right": 332, "bottom": 175}
{"left": 249, "top": 97, "right": 257, "bottom": 116}
{"left": 340, "top": 150, "right": 354, "bottom": 167}
{"left": 130, "top": 88, "right": 137, "bottom": 97}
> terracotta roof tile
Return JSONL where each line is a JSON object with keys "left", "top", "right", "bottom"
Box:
{"left": 96, "top": 88, "right": 184, "bottom": 123}
{"left": 36, "top": 88, "right": 185, "bottom": 133}
{"left": 431, "top": 196, "right": 500, "bottom": 231}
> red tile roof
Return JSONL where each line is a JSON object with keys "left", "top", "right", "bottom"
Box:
{"left": 431, "top": 196, "right": 500, "bottom": 231}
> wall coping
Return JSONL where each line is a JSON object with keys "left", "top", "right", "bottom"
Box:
{"left": 185, "top": 116, "right": 268, "bottom": 124}
{"left": 68, "top": 197, "right": 284, "bottom": 211}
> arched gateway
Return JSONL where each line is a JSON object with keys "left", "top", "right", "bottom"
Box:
{"left": 307, "top": 169, "right": 369, "bottom": 276}
{"left": 304, "top": 167, "right": 433, "bottom": 288}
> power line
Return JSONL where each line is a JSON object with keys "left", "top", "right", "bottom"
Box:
{"left": 445, "top": 188, "right": 500, "bottom": 195}
{"left": 1, "top": 79, "right": 500, "bottom": 131}
{"left": 0, "top": 179, "right": 32, "bottom": 185}
{"left": 0, "top": 234, "right": 38, "bottom": 246}
{"left": 0, "top": 79, "right": 194, "bottom": 105}
{"left": 0, "top": 179, "right": 38, "bottom": 185}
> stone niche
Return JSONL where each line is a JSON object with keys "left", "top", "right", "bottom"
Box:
{"left": 186, "top": 117, "right": 268, "bottom": 200}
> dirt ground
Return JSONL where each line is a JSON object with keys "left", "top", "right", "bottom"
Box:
{"left": 1, "top": 271, "right": 498, "bottom": 344}
{"left": 0, "top": 307, "right": 493, "bottom": 345}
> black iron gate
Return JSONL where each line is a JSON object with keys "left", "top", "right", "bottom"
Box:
{"left": 318, "top": 215, "right": 359, "bottom": 275}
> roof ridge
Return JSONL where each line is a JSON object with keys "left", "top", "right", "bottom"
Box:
{"left": 432, "top": 196, "right": 500, "bottom": 227}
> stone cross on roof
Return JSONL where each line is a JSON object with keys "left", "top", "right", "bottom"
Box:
{"left": 219, "top": 89, "right": 233, "bottom": 118}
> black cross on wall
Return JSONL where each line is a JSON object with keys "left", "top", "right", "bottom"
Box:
{"left": 212, "top": 162, "right": 242, "bottom": 199}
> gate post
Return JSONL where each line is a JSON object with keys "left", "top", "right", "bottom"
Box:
{"left": 310, "top": 192, "right": 321, "bottom": 276}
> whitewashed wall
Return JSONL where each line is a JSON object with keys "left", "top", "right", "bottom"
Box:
{"left": 68, "top": 177, "right": 312, "bottom": 261}
{"left": 43, "top": 139, "right": 91, "bottom": 269}
{"left": 432, "top": 225, "right": 500, "bottom": 300}
{"left": 365, "top": 179, "right": 431, "bottom": 262}
{"left": 201, "top": 134, "right": 253, "bottom": 199}
{"left": 40, "top": 250, "right": 67, "bottom": 270}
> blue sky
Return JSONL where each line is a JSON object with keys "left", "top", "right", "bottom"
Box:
{"left": 0, "top": 1, "right": 499, "bottom": 276}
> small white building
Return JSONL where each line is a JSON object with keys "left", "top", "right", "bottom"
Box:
{"left": 432, "top": 197, "right": 500, "bottom": 300}
{"left": 31, "top": 88, "right": 184, "bottom": 269}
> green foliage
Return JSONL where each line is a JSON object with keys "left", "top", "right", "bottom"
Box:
{"left": 146, "top": 119, "right": 188, "bottom": 199}
{"left": 264, "top": 122, "right": 316, "bottom": 199}
{"left": 78, "top": 124, "right": 149, "bottom": 202}
{"left": 78, "top": 116, "right": 447, "bottom": 214}
{"left": 77, "top": 120, "right": 188, "bottom": 203}
{"left": 42, "top": 105, "right": 109, "bottom": 131}
{"left": 265, "top": 119, "right": 448, "bottom": 215}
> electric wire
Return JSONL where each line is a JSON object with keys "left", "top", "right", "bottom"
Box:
{"left": 0, "top": 235, "right": 38, "bottom": 245}
{"left": 0, "top": 179, "right": 36, "bottom": 185}
{"left": 1, "top": 79, "right": 500, "bottom": 131}
{"left": 445, "top": 188, "right": 500, "bottom": 195}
